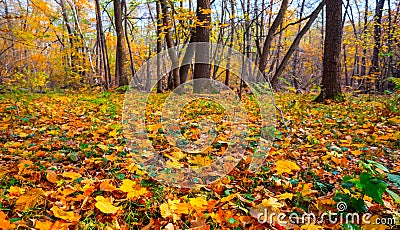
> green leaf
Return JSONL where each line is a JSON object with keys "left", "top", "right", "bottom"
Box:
{"left": 227, "top": 217, "right": 237, "bottom": 224}
{"left": 386, "top": 189, "right": 400, "bottom": 204}
{"left": 367, "top": 160, "right": 389, "bottom": 173}
{"left": 388, "top": 174, "right": 400, "bottom": 187}
{"left": 350, "top": 197, "right": 367, "bottom": 212}
{"left": 360, "top": 172, "right": 387, "bottom": 204}
{"left": 340, "top": 223, "right": 360, "bottom": 230}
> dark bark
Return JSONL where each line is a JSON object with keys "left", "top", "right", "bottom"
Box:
{"left": 114, "top": 0, "right": 129, "bottom": 87}
{"left": 156, "top": 1, "right": 164, "bottom": 93}
{"left": 159, "top": 0, "right": 180, "bottom": 89}
{"left": 369, "top": 0, "right": 385, "bottom": 92}
{"left": 315, "top": 0, "right": 344, "bottom": 102}
{"left": 193, "top": 0, "right": 211, "bottom": 92}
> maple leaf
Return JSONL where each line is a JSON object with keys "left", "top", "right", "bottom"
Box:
{"left": 275, "top": 160, "right": 300, "bottom": 175}
{"left": 118, "top": 179, "right": 147, "bottom": 199}
{"left": 51, "top": 206, "right": 81, "bottom": 222}
{"left": 189, "top": 197, "right": 208, "bottom": 210}
{"left": 14, "top": 188, "right": 43, "bottom": 212}
{"left": 95, "top": 196, "right": 119, "bottom": 214}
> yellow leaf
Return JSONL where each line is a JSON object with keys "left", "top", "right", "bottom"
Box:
{"left": 276, "top": 192, "right": 294, "bottom": 200}
{"left": 109, "top": 129, "right": 118, "bottom": 138}
{"left": 95, "top": 196, "right": 119, "bottom": 214}
{"left": 35, "top": 220, "right": 53, "bottom": 230}
{"left": 300, "top": 223, "right": 324, "bottom": 230}
{"left": 51, "top": 206, "right": 80, "bottom": 222}
{"left": 220, "top": 193, "right": 238, "bottom": 203}
{"left": 119, "top": 179, "right": 147, "bottom": 199}
{"left": 261, "top": 197, "right": 284, "bottom": 210}
{"left": 8, "top": 186, "right": 25, "bottom": 197}
{"left": 189, "top": 197, "right": 208, "bottom": 210}
{"left": 275, "top": 160, "right": 300, "bottom": 175}
{"left": 62, "top": 171, "right": 82, "bottom": 180}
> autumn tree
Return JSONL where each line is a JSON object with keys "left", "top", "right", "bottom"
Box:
{"left": 315, "top": 0, "right": 344, "bottom": 102}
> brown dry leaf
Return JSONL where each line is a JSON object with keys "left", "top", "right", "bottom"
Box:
{"left": 51, "top": 206, "right": 81, "bottom": 222}
{"left": 46, "top": 170, "right": 58, "bottom": 184}
{"left": 14, "top": 188, "right": 43, "bottom": 212}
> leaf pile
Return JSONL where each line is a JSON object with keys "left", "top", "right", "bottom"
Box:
{"left": 0, "top": 92, "right": 399, "bottom": 229}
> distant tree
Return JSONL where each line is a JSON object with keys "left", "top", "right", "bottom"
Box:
{"left": 315, "top": 0, "right": 344, "bottom": 102}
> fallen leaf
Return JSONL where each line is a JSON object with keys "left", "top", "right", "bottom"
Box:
{"left": 51, "top": 206, "right": 80, "bottom": 222}
{"left": 95, "top": 196, "right": 119, "bottom": 214}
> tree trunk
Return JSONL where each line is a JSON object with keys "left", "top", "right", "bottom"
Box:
{"left": 315, "top": 0, "right": 344, "bottom": 102}
{"left": 193, "top": 0, "right": 211, "bottom": 93}
{"left": 159, "top": 0, "right": 180, "bottom": 89}
{"left": 95, "top": 0, "right": 111, "bottom": 89}
{"left": 258, "top": 0, "right": 289, "bottom": 77}
{"left": 369, "top": 0, "right": 385, "bottom": 92}
{"left": 156, "top": 1, "right": 164, "bottom": 93}
{"left": 114, "top": 0, "right": 128, "bottom": 87}
{"left": 272, "top": 0, "right": 325, "bottom": 88}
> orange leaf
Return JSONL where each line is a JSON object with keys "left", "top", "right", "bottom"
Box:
{"left": 46, "top": 170, "right": 58, "bottom": 184}
{"left": 51, "top": 206, "right": 81, "bottom": 222}
{"left": 14, "top": 188, "right": 43, "bottom": 212}
{"left": 35, "top": 220, "right": 53, "bottom": 230}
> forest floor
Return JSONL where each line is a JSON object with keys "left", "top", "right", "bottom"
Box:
{"left": 0, "top": 92, "right": 399, "bottom": 230}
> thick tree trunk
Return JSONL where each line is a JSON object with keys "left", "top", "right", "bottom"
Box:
{"left": 114, "top": 0, "right": 128, "bottom": 87}
{"left": 193, "top": 0, "right": 211, "bottom": 93}
{"left": 315, "top": 0, "right": 344, "bottom": 102}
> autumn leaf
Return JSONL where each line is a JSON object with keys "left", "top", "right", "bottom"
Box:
{"left": 0, "top": 210, "right": 15, "bottom": 229}
{"left": 35, "top": 220, "right": 53, "bottom": 230}
{"left": 100, "top": 180, "right": 116, "bottom": 192}
{"left": 46, "top": 170, "right": 58, "bottom": 184}
{"left": 118, "top": 179, "right": 147, "bottom": 199}
{"left": 51, "top": 206, "right": 81, "bottom": 222}
{"left": 95, "top": 196, "right": 119, "bottom": 214}
{"left": 14, "top": 188, "right": 43, "bottom": 212}
{"left": 189, "top": 197, "right": 208, "bottom": 210}
{"left": 275, "top": 160, "right": 300, "bottom": 175}
{"left": 300, "top": 223, "right": 324, "bottom": 230}
{"left": 276, "top": 192, "right": 294, "bottom": 200}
